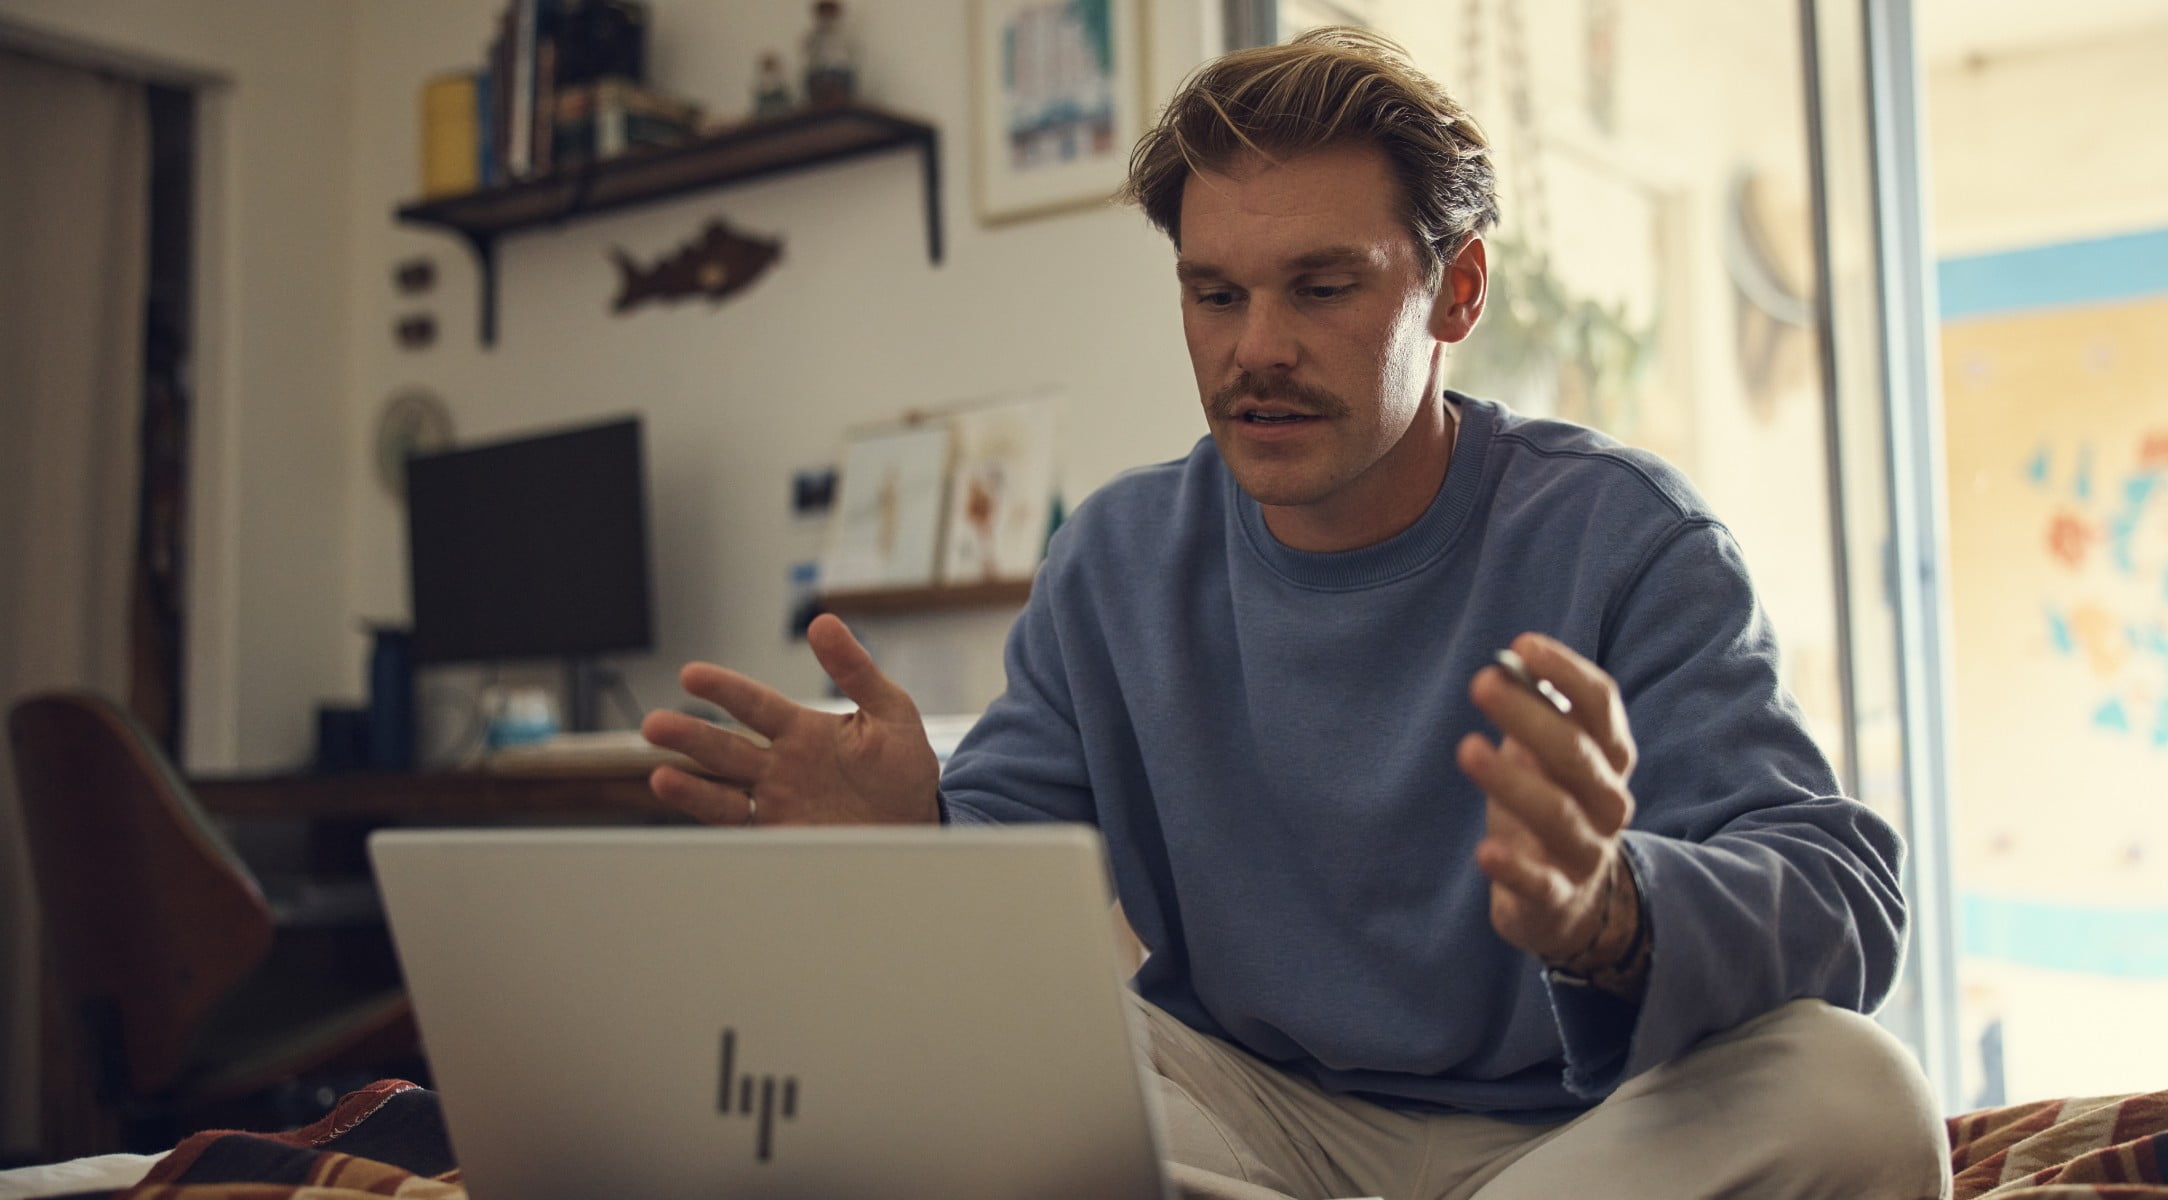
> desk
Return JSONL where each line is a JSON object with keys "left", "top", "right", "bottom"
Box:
{"left": 192, "top": 760, "right": 688, "bottom": 822}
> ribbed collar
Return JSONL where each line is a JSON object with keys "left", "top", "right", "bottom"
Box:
{"left": 1232, "top": 391, "right": 1496, "bottom": 591}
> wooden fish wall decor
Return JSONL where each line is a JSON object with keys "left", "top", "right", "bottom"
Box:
{"left": 609, "top": 218, "right": 783, "bottom": 314}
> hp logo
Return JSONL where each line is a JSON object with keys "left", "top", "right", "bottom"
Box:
{"left": 717, "top": 1028, "right": 798, "bottom": 1162}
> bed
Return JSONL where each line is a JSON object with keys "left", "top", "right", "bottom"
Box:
{"left": 3, "top": 1080, "right": 2164, "bottom": 1198}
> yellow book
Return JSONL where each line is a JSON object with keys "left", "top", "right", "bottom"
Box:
{"left": 420, "top": 71, "right": 480, "bottom": 198}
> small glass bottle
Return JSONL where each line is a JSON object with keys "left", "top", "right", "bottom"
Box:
{"left": 753, "top": 50, "right": 794, "bottom": 118}
{"left": 803, "top": 0, "right": 857, "bottom": 106}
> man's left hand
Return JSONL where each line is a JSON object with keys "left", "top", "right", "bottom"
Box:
{"left": 1456, "top": 633, "right": 1644, "bottom": 993}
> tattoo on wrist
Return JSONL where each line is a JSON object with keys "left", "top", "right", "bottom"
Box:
{"left": 1547, "top": 859, "right": 1615, "bottom": 970}
{"left": 1544, "top": 854, "right": 1652, "bottom": 994}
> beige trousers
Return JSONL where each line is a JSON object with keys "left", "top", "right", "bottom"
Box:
{"left": 1138, "top": 995, "right": 1951, "bottom": 1200}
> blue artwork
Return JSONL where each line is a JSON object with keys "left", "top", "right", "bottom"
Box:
{"left": 2131, "top": 622, "right": 2167, "bottom": 657}
{"left": 2047, "top": 608, "right": 2076, "bottom": 656}
{"left": 2032, "top": 438, "right": 2165, "bottom": 750}
{"left": 2110, "top": 514, "right": 2140, "bottom": 575}
{"left": 2108, "top": 473, "right": 2158, "bottom": 576}
{"left": 1951, "top": 226, "right": 2168, "bottom": 758}
{"left": 999, "top": 0, "right": 1119, "bottom": 170}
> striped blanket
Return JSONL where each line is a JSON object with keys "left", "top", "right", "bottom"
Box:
{"left": 64, "top": 1081, "right": 457, "bottom": 1198}
{"left": 19, "top": 1080, "right": 2168, "bottom": 1198}
{"left": 1951, "top": 1092, "right": 2168, "bottom": 1198}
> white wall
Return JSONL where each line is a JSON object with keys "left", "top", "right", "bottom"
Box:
{"left": 0, "top": 0, "right": 362, "bottom": 777}
{"left": 1925, "top": 20, "right": 2168, "bottom": 257}
{"left": 342, "top": 1, "right": 1218, "bottom": 737}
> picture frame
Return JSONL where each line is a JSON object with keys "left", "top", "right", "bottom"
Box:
{"left": 939, "top": 395, "right": 1059, "bottom": 585}
{"left": 971, "top": 0, "right": 1148, "bottom": 225}
{"left": 819, "top": 421, "right": 954, "bottom": 592}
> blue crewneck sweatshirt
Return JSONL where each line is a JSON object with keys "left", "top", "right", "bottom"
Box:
{"left": 940, "top": 394, "right": 1906, "bottom": 1119}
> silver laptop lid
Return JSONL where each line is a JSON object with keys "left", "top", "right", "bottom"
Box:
{"left": 369, "top": 825, "right": 1169, "bottom": 1200}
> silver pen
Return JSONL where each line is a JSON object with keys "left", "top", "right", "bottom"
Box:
{"left": 1493, "top": 648, "right": 1572, "bottom": 715}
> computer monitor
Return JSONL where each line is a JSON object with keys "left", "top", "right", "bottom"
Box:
{"left": 404, "top": 416, "right": 654, "bottom": 729}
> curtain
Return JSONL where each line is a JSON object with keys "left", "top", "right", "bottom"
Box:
{"left": 0, "top": 44, "right": 148, "bottom": 1158}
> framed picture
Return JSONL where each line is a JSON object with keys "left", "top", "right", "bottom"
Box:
{"left": 820, "top": 422, "right": 954, "bottom": 592}
{"left": 971, "top": 0, "right": 1148, "bottom": 224}
{"left": 940, "top": 396, "right": 1059, "bottom": 585}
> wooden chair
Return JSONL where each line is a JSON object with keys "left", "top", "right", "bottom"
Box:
{"left": 8, "top": 691, "right": 420, "bottom": 1151}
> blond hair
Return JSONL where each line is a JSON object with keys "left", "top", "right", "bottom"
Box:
{"left": 1121, "top": 26, "right": 1498, "bottom": 287}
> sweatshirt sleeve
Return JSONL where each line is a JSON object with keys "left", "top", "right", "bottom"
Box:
{"left": 937, "top": 550, "right": 1098, "bottom": 828}
{"left": 1545, "top": 519, "right": 1909, "bottom": 1098}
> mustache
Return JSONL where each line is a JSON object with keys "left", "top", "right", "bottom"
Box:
{"left": 1207, "top": 372, "right": 1350, "bottom": 420}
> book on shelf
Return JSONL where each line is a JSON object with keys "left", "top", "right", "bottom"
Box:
{"left": 480, "top": 0, "right": 564, "bottom": 185}
{"left": 507, "top": 0, "right": 535, "bottom": 177}
{"left": 419, "top": 71, "right": 480, "bottom": 199}
{"left": 532, "top": 33, "right": 558, "bottom": 178}
{"left": 553, "top": 78, "right": 703, "bottom": 165}
{"left": 557, "top": 0, "right": 648, "bottom": 88}
{"left": 487, "top": 6, "right": 512, "bottom": 185}
{"left": 475, "top": 58, "right": 495, "bottom": 189}
{"left": 419, "top": 0, "right": 694, "bottom": 197}
{"left": 554, "top": 76, "right": 700, "bottom": 124}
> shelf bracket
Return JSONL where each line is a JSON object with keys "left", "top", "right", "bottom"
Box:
{"left": 459, "top": 230, "right": 500, "bottom": 348}
{"left": 919, "top": 129, "right": 944, "bottom": 264}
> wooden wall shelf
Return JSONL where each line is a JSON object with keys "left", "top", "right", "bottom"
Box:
{"left": 818, "top": 580, "right": 1032, "bottom": 617}
{"left": 394, "top": 103, "right": 942, "bottom": 346}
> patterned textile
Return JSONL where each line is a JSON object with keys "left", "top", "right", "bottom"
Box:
{"left": 85, "top": 1081, "right": 457, "bottom": 1199}
{"left": 1950, "top": 1091, "right": 2168, "bottom": 1198}
{"left": 22, "top": 1081, "right": 2168, "bottom": 1198}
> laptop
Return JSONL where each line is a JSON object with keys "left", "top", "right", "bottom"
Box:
{"left": 368, "top": 825, "right": 1172, "bottom": 1200}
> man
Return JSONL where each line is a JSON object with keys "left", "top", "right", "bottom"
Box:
{"left": 643, "top": 27, "right": 1950, "bottom": 1200}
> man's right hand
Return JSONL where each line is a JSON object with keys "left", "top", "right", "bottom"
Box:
{"left": 640, "top": 614, "right": 942, "bottom": 827}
